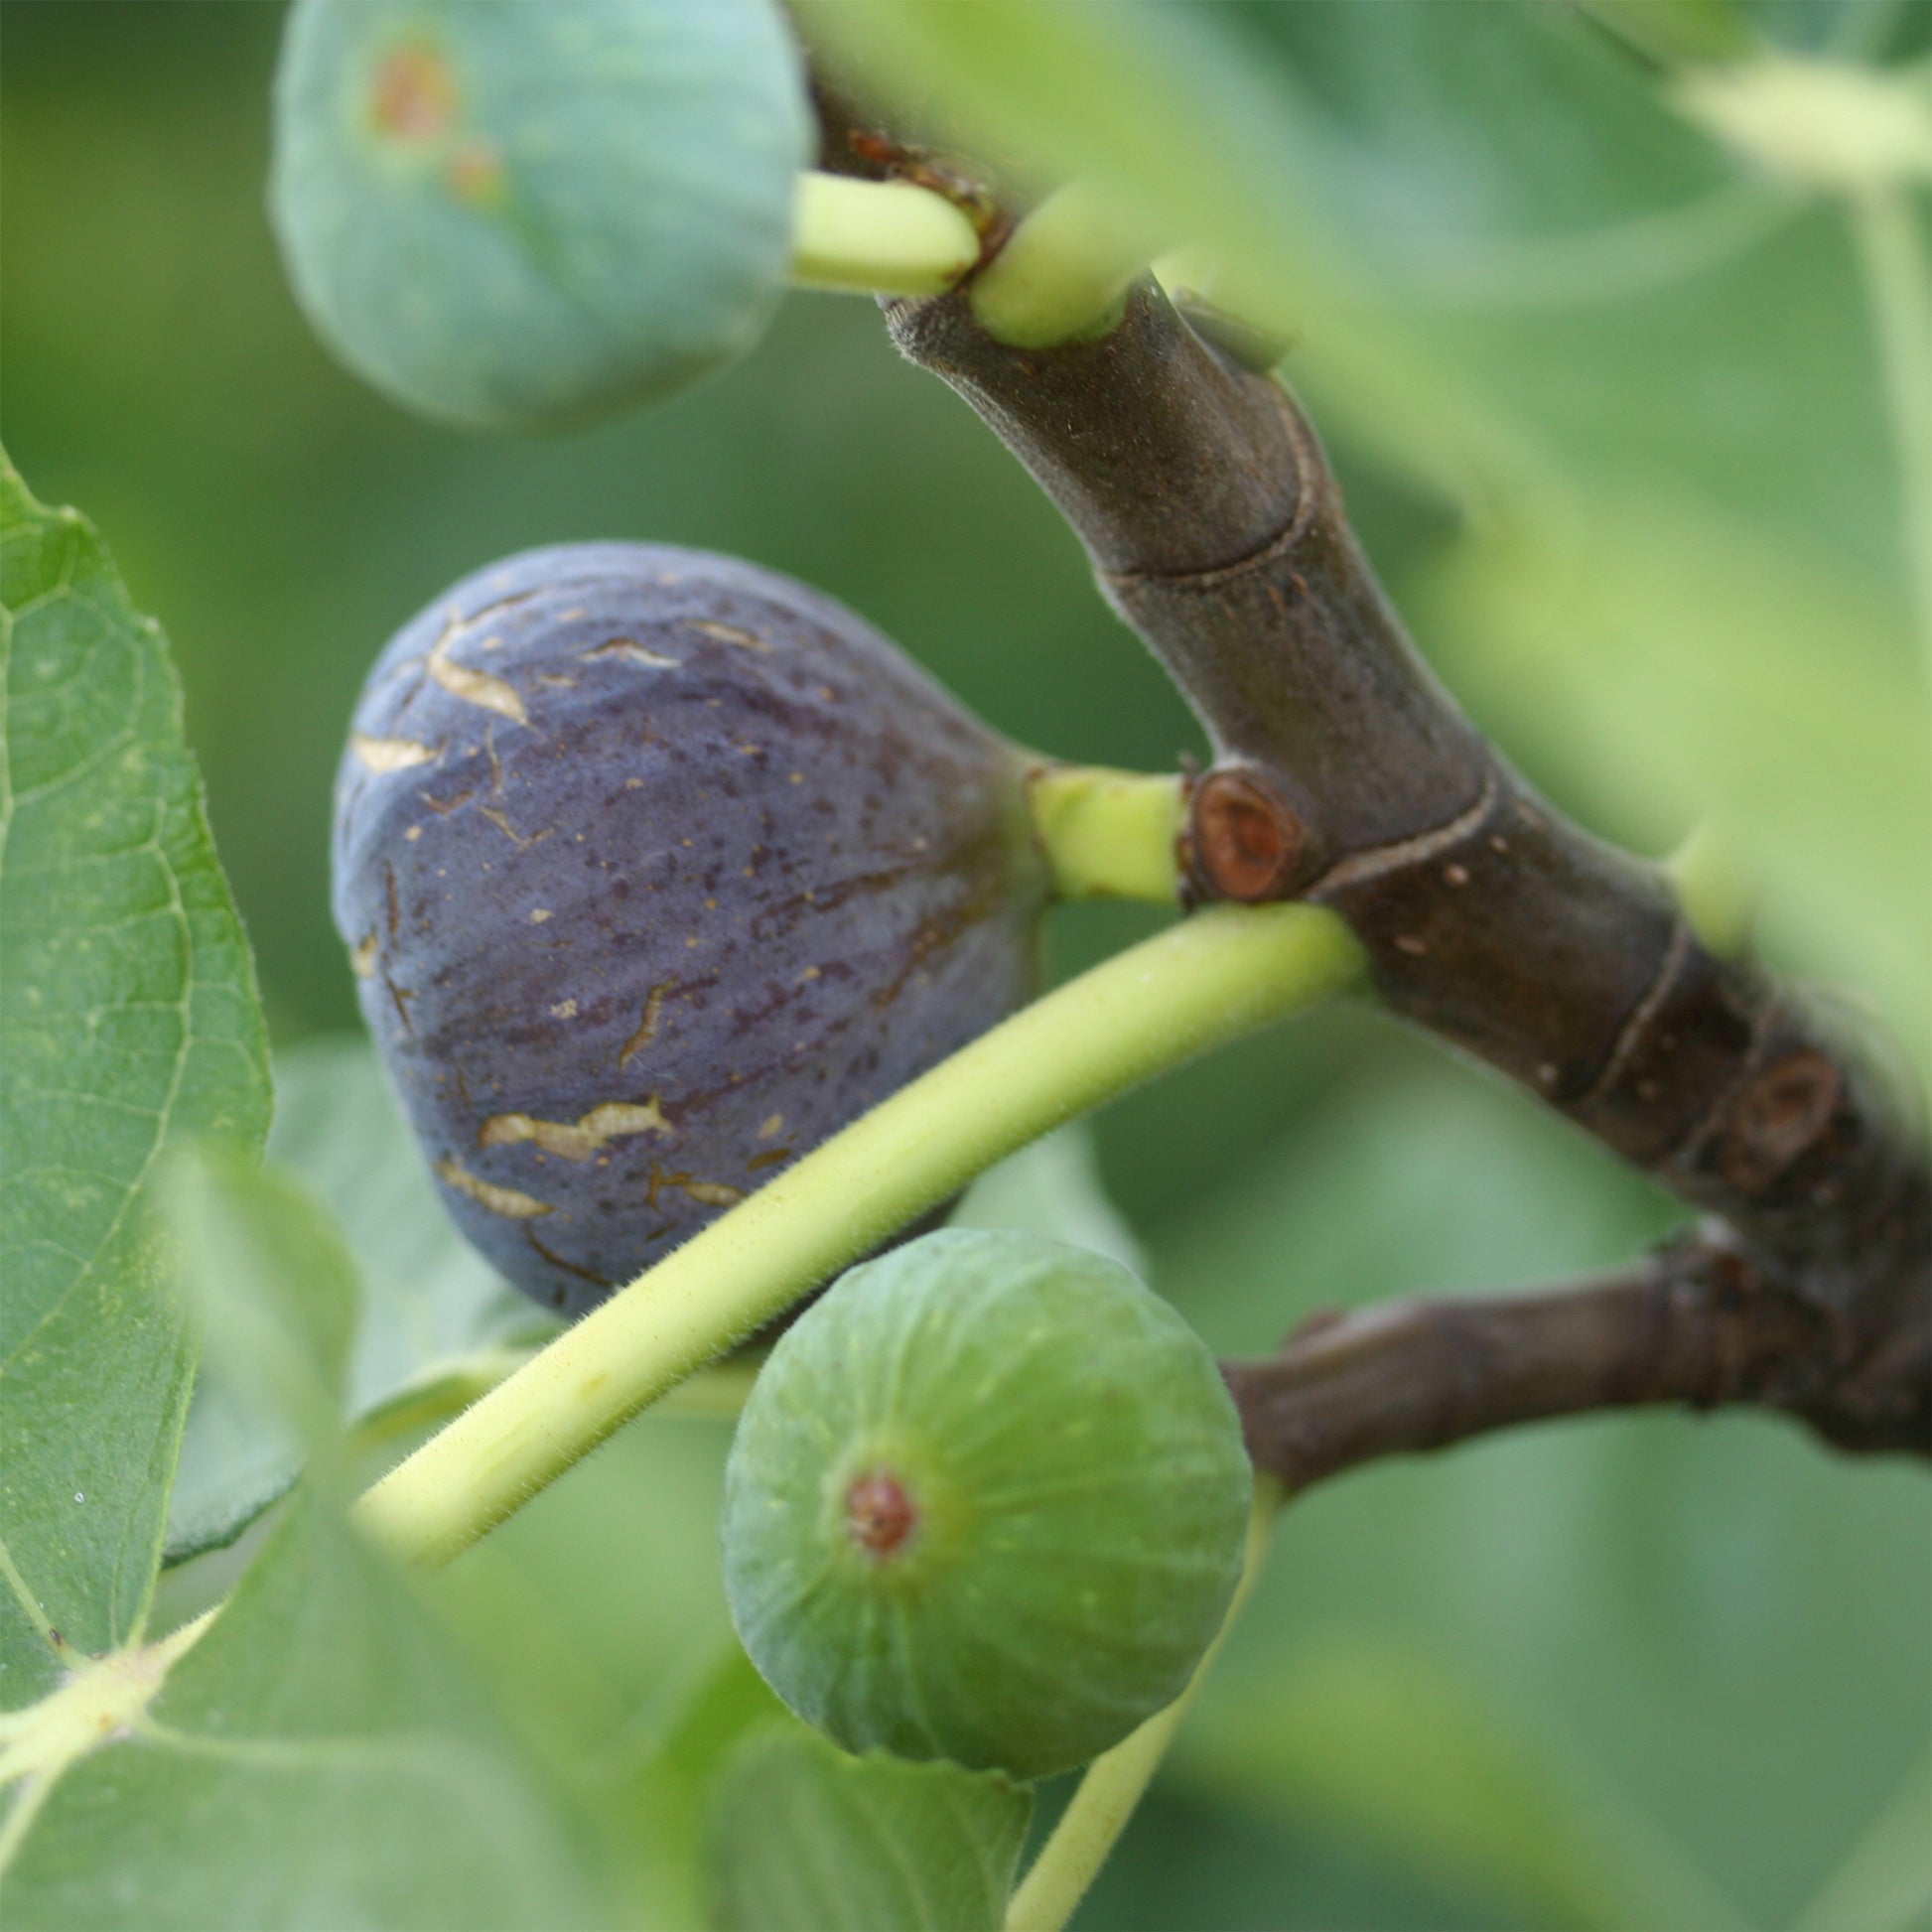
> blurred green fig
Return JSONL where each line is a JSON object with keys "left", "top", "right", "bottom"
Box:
{"left": 270, "top": 0, "right": 811, "bottom": 430}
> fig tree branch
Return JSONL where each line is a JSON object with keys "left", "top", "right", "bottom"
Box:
{"left": 882, "top": 272, "right": 1929, "bottom": 1464}
{"left": 1224, "top": 1228, "right": 1931, "bottom": 1488}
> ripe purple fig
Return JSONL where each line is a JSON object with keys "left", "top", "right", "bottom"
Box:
{"left": 333, "top": 544, "right": 1045, "bottom": 1314}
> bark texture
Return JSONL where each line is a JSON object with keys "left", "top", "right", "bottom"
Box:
{"left": 886, "top": 279, "right": 1929, "bottom": 1467}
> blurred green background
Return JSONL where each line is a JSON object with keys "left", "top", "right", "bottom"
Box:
{"left": 5, "top": 2, "right": 1928, "bottom": 1928}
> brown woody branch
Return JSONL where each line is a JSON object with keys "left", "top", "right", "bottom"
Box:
{"left": 880, "top": 277, "right": 1929, "bottom": 1465}
{"left": 1224, "top": 1229, "right": 1930, "bottom": 1490}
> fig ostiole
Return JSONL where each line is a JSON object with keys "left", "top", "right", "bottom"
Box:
{"left": 719, "top": 1227, "right": 1253, "bottom": 1781}
{"left": 271, "top": 0, "right": 810, "bottom": 430}
{"left": 332, "top": 544, "right": 1047, "bottom": 1316}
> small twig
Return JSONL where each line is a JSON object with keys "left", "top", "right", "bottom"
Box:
{"left": 1223, "top": 1233, "right": 1931, "bottom": 1491}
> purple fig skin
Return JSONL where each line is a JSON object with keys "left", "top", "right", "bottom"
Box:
{"left": 332, "top": 543, "right": 1046, "bottom": 1315}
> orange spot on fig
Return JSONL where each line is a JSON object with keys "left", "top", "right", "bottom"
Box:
{"left": 369, "top": 42, "right": 457, "bottom": 145}
{"left": 445, "top": 141, "right": 504, "bottom": 207}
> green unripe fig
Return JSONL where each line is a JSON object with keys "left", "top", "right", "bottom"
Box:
{"left": 721, "top": 1228, "right": 1252, "bottom": 1780}
{"left": 270, "top": 0, "right": 811, "bottom": 430}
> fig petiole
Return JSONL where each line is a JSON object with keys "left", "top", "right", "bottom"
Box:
{"left": 1005, "top": 1477, "right": 1284, "bottom": 1932}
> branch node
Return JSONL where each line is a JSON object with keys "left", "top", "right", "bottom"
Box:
{"left": 1184, "top": 766, "right": 1307, "bottom": 902}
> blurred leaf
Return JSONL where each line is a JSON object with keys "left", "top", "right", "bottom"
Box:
{"left": 1158, "top": 1054, "right": 1681, "bottom": 1358}
{"left": 795, "top": 0, "right": 1537, "bottom": 506}
{"left": 3, "top": 1499, "right": 612, "bottom": 1931}
{"left": 1792, "top": 1753, "right": 1932, "bottom": 1932}
{"left": 601, "top": 1638, "right": 789, "bottom": 1930}
{"left": 164, "top": 1036, "right": 558, "bottom": 1565}
{"left": 1071, "top": 1779, "right": 1538, "bottom": 1932}
{"left": 650, "top": 1642, "right": 789, "bottom": 1804}
{"left": 1795, "top": 1750, "right": 1932, "bottom": 1932}
{"left": 0, "top": 454, "right": 270, "bottom": 1701}
{"left": 951, "top": 1122, "right": 1147, "bottom": 1276}
{"left": 1416, "top": 496, "right": 1932, "bottom": 1064}
{"left": 265, "top": 1034, "right": 557, "bottom": 1382}
{"left": 7, "top": 1138, "right": 615, "bottom": 1927}
{"left": 708, "top": 1724, "right": 1032, "bottom": 1932}
{"left": 163, "top": 1152, "right": 357, "bottom": 1456}
{"left": 1178, "top": 1634, "right": 1743, "bottom": 1932}
{"left": 157, "top": 1380, "right": 303, "bottom": 1576}
{"left": 413, "top": 1420, "right": 743, "bottom": 1883}
{"left": 798, "top": 3, "right": 1885, "bottom": 547}
{"left": 1569, "top": 0, "right": 1757, "bottom": 65}
{"left": 795, "top": 2, "right": 1925, "bottom": 1057}
{"left": 1156, "top": 1058, "right": 1930, "bottom": 1928}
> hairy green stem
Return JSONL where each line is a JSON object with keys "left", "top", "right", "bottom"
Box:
{"left": 1005, "top": 1480, "right": 1283, "bottom": 1932}
{"left": 1029, "top": 764, "right": 1183, "bottom": 902}
{"left": 353, "top": 906, "right": 1363, "bottom": 1569}
{"left": 350, "top": 1352, "right": 760, "bottom": 1458}
{"left": 789, "top": 171, "right": 979, "bottom": 296}
{"left": 1849, "top": 184, "right": 1932, "bottom": 681}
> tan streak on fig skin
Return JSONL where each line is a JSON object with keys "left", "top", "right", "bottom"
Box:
{"left": 618, "top": 981, "right": 673, "bottom": 1069}
{"left": 686, "top": 619, "right": 771, "bottom": 651}
{"left": 352, "top": 732, "right": 437, "bottom": 772}
{"left": 479, "top": 1098, "right": 671, "bottom": 1161}
{"left": 350, "top": 933, "right": 379, "bottom": 977}
{"left": 478, "top": 806, "right": 553, "bottom": 849}
{"left": 646, "top": 1161, "right": 745, "bottom": 1209}
{"left": 429, "top": 624, "right": 529, "bottom": 724}
{"left": 436, "top": 1157, "right": 553, "bottom": 1219}
{"left": 584, "top": 638, "right": 681, "bottom": 668}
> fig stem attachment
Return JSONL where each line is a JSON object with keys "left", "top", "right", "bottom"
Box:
{"left": 1028, "top": 764, "right": 1184, "bottom": 903}
{"left": 969, "top": 182, "right": 1151, "bottom": 348}
{"left": 1665, "top": 817, "right": 1756, "bottom": 959}
{"left": 788, "top": 171, "right": 980, "bottom": 296}
{"left": 352, "top": 907, "right": 1364, "bottom": 1570}
{"left": 1004, "top": 1478, "right": 1284, "bottom": 1932}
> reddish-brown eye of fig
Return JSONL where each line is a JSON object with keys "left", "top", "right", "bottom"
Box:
{"left": 844, "top": 1470, "right": 917, "bottom": 1560}
{"left": 370, "top": 44, "right": 456, "bottom": 144}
